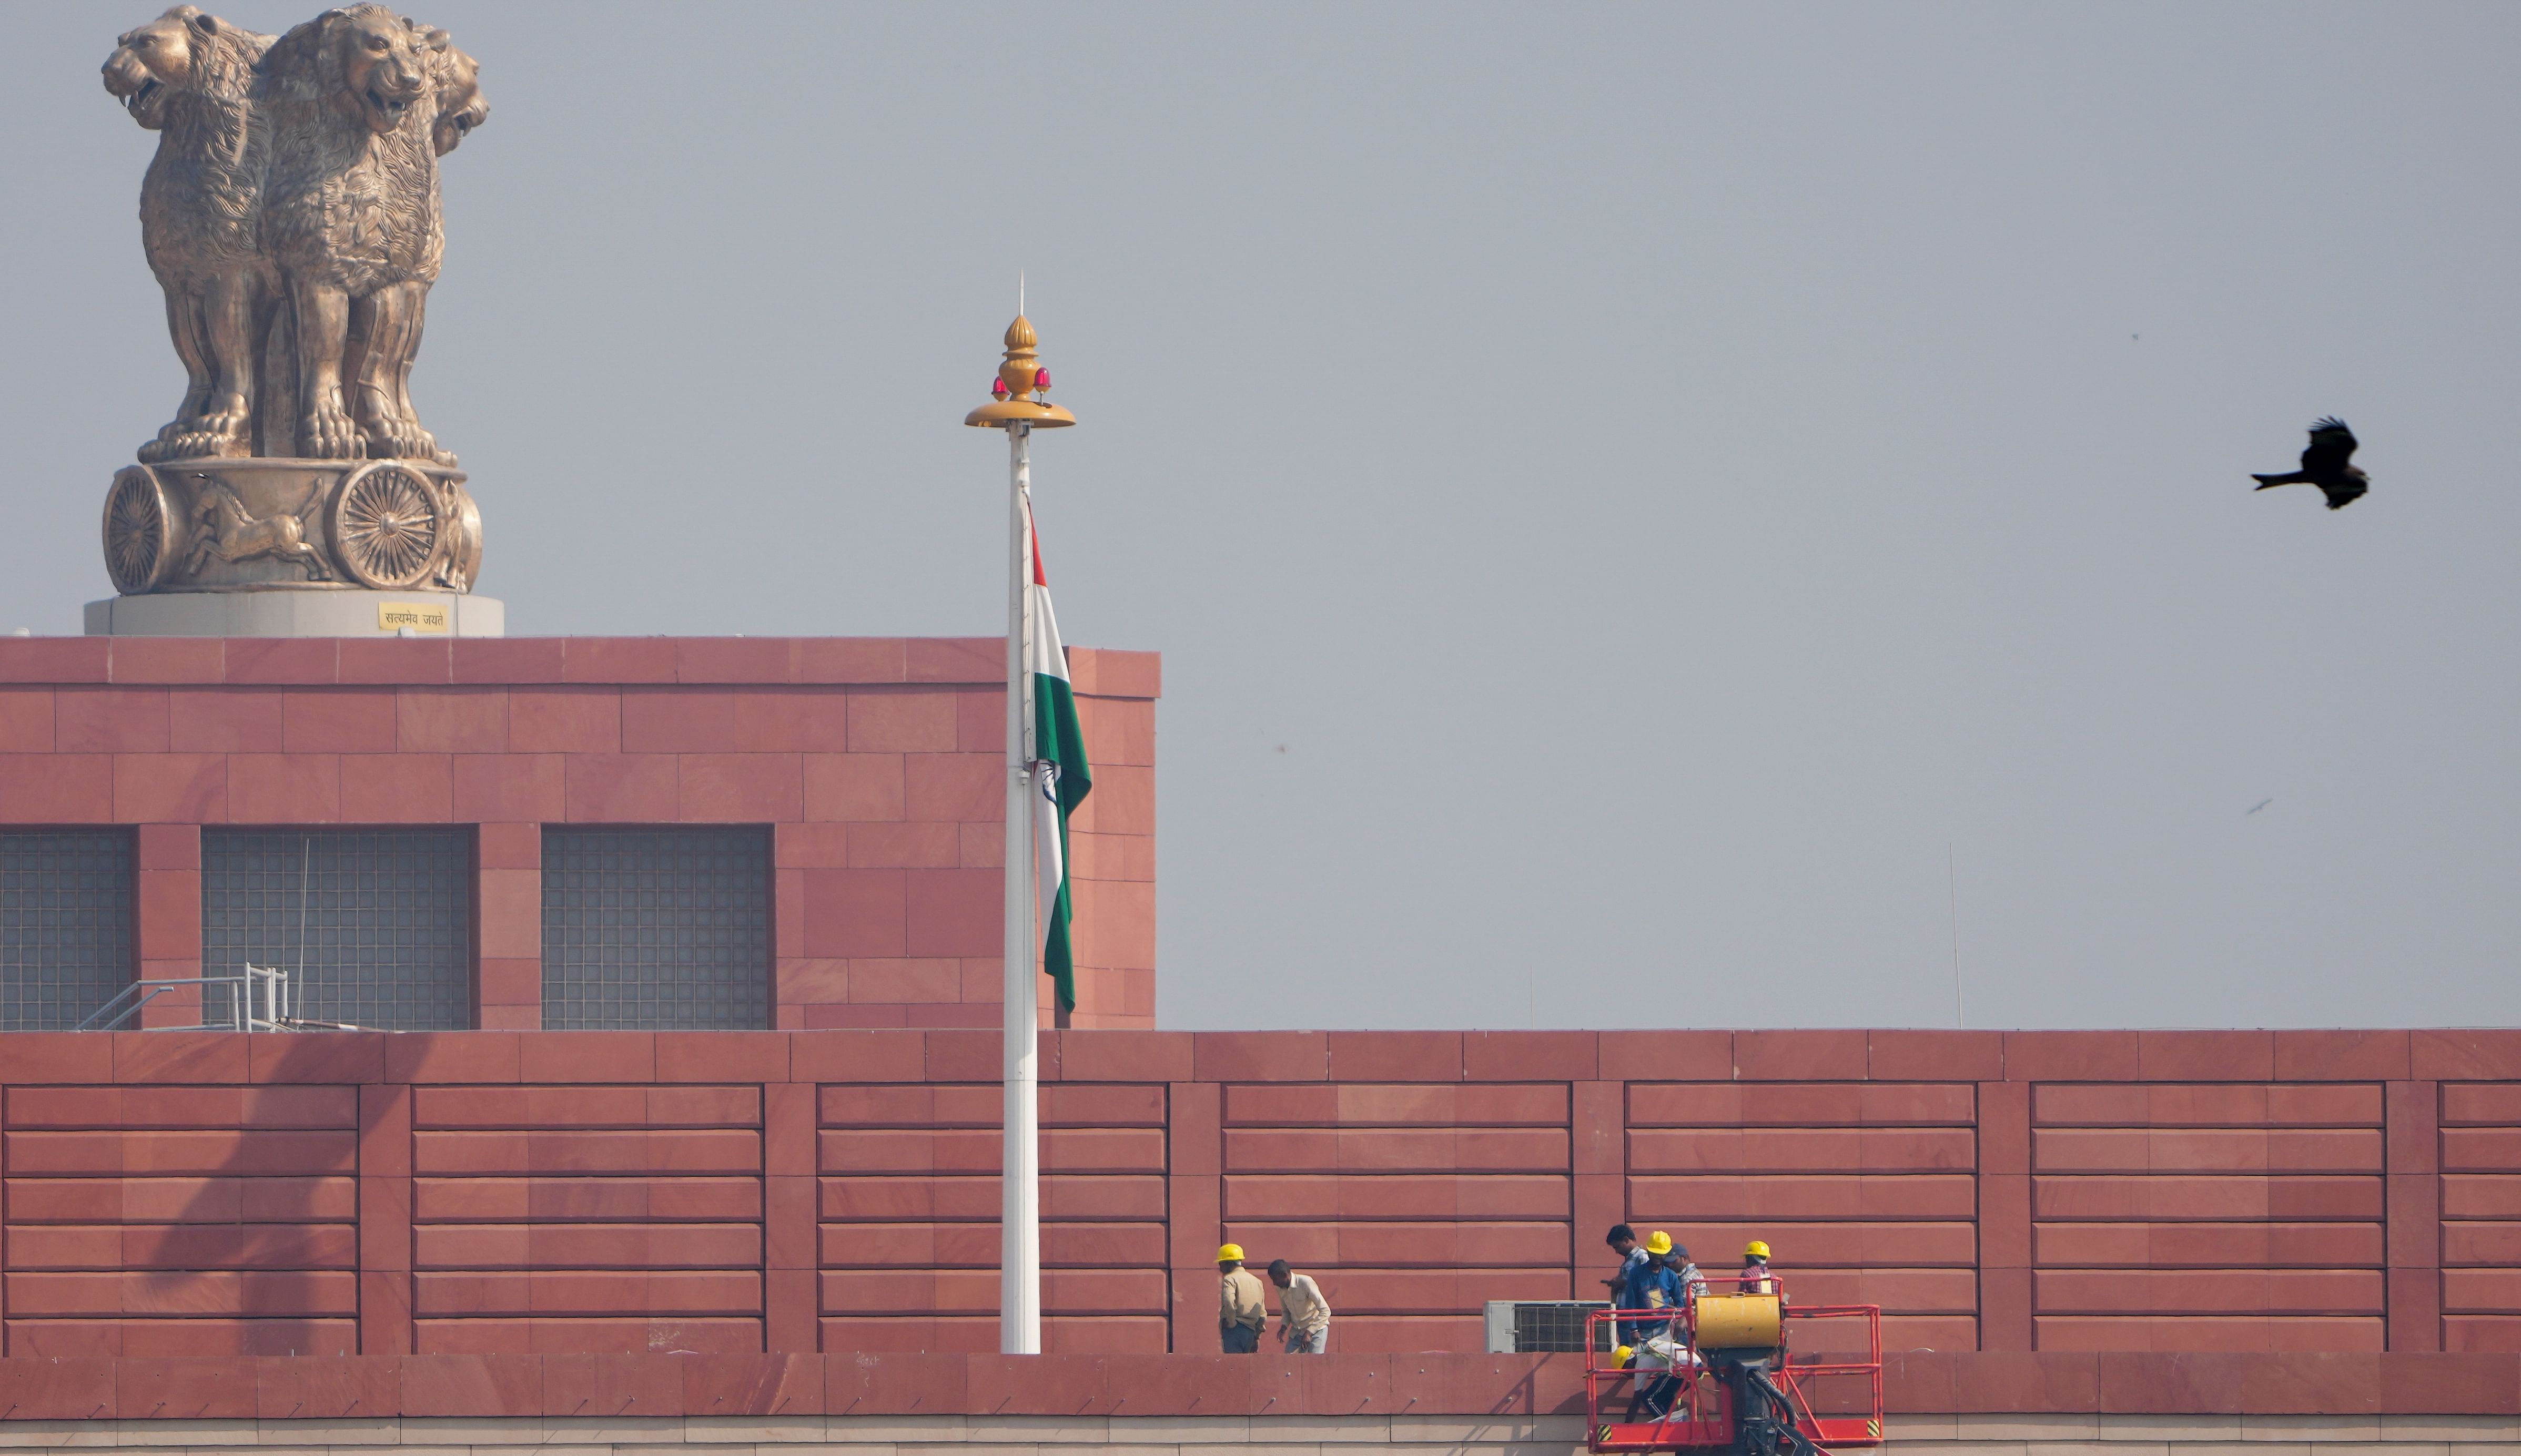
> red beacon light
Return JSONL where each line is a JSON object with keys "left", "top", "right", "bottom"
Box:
{"left": 1033, "top": 368, "right": 1051, "bottom": 391}
{"left": 991, "top": 377, "right": 1010, "bottom": 399}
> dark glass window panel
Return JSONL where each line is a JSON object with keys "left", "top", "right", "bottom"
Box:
{"left": 540, "top": 827, "right": 770, "bottom": 1031}
{"left": 201, "top": 828, "right": 472, "bottom": 1031}
{"left": 0, "top": 830, "right": 135, "bottom": 1030}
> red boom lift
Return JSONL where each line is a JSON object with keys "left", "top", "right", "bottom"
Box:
{"left": 1584, "top": 1276, "right": 1883, "bottom": 1456}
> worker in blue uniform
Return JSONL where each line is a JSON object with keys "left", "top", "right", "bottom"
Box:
{"left": 1621, "top": 1232, "right": 1687, "bottom": 1419}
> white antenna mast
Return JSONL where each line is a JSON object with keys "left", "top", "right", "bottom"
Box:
{"left": 1948, "top": 843, "right": 1965, "bottom": 1029}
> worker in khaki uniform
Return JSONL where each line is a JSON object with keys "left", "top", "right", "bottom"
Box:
{"left": 1268, "top": 1258, "right": 1331, "bottom": 1353}
{"left": 1217, "top": 1244, "right": 1267, "bottom": 1352}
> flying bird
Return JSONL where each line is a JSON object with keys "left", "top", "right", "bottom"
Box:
{"left": 2246, "top": 798, "right": 2273, "bottom": 816}
{"left": 2252, "top": 418, "right": 2368, "bottom": 510}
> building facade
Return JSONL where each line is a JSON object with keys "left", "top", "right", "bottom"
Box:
{"left": 0, "top": 1026, "right": 2514, "bottom": 1359}
{"left": 0, "top": 635, "right": 1158, "bottom": 1035}
{"left": 5, "top": 634, "right": 2521, "bottom": 1456}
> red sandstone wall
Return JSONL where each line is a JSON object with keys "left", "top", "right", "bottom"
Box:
{"left": 0, "top": 637, "right": 1158, "bottom": 1031}
{"left": 1, "top": 1029, "right": 2517, "bottom": 1360}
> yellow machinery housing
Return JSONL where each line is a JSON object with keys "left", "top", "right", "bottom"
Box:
{"left": 1692, "top": 1293, "right": 1782, "bottom": 1350}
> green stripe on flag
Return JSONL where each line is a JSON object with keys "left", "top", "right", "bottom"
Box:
{"left": 1034, "top": 670, "right": 1091, "bottom": 1011}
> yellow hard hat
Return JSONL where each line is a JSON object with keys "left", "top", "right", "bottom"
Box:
{"left": 1644, "top": 1231, "right": 1673, "bottom": 1256}
{"left": 1744, "top": 1240, "right": 1771, "bottom": 1260}
{"left": 1216, "top": 1243, "right": 1245, "bottom": 1262}
{"left": 1612, "top": 1345, "right": 1635, "bottom": 1368}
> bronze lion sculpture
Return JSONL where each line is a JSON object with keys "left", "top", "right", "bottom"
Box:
{"left": 256, "top": 4, "right": 480, "bottom": 463}
{"left": 102, "top": 6, "right": 280, "bottom": 462}
{"left": 103, "top": 4, "right": 485, "bottom": 465}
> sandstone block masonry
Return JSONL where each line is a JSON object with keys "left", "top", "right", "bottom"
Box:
{"left": 0, "top": 636, "right": 1160, "bottom": 1031}
{"left": 0, "top": 1030, "right": 2516, "bottom": 1357}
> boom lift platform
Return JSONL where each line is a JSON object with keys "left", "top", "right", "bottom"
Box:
{"left": 1584, "top": 1277, "right": 1882, "bottom": 1456}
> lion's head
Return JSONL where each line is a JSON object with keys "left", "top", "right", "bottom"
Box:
{"left": 103, "top": 6, "right": 255, "bottom": 130}
{"left": 424, "top": 32, "right": 487, "bottom": 157}
{"left": 312, "top": 4, "right": 435, "bottom": 136}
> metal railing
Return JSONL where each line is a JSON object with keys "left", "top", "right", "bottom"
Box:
{"left": 1583, "top": 1278, "right": 1885, "bottom": 1452}
{"left": 76, "top": 964, "right": 292, "bottom": 1032}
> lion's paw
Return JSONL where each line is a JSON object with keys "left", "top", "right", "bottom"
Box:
{"left": 365, "top": 418, "right": 448, "bottom": 466}
{"left": 364, "top": 424, "right": 422, "bottom": 462}
{"left": 301, "top": 408, "right": 364, "bottom": 460}
{"left": 194, "top": 407, "right": 251, "bottom": 447}
{"left": 141, "top": 426, "right": 246, "bottom": 463}
{"left": 139, "top": 422, "right": 193, "bottom": 462}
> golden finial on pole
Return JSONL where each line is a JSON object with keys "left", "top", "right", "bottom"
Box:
{"left": 964, "top": 313, "right": 1077, "bottom": 429}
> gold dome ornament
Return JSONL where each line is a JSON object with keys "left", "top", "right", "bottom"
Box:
{"left": 964, "top": 314, "right": 1076, "bottom": 429}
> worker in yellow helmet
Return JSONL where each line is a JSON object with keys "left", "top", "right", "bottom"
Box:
{"left": 1217, "top": 1244, "right": 1266, "bottom": 1353}
{"left": 1621, "top": 1231, "right": 1680, "bottom": 1340}
{"left": 1741, "top": 1240, "right": 1775, "bottom": 1296}
{"left": 1625, "top": 1232, "right": 1687, "bottom": 1419}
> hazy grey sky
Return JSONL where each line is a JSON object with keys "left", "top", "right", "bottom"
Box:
{"left": 8, "top": 4, "right": 2519, "bottom": 1032}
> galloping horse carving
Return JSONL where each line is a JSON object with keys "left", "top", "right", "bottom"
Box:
{"left": 182, "top": 482, "right": 330, "bottom": 579}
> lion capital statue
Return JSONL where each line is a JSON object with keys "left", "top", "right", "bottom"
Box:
{"left": 100, "top": 4, "right": 487, "bottom": 466}
{"left": 96, "top": 6, "right": 491, "bottom": 603}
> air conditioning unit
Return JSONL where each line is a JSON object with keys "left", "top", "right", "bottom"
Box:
{"left": 1483, "top": 1299, "right": 1613, "bottom": 1354}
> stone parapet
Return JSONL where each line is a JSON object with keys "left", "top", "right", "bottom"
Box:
{"left": 2, "top": 1030, "right": 2520, "bottom": 1357}
{"left": 0, "top": 1352, "right": 2515, "bottom": 1423}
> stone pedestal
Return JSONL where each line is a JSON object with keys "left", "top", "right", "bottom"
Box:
{"left": 84, "top": 588, "right": 504, "bottom": 637}
{"left": 97, "top": 455, "right": 493, "bottom": 636}
{"left": 106, "top": 457, "right": 482, "bottom": 595}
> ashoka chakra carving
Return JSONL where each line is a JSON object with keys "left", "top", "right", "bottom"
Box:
{"left": 103, "top": 466, "right": 176, "bottom": 594}
{"left": 331, "top": 462, "right": 446, "bottom": 589}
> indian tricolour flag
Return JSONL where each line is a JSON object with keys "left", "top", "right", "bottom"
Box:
{"left": 1026, "top": 506, "right": 1092, "bottom": 1012}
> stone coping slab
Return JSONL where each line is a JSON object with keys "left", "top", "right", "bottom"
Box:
{"left": 0, "top": 638, "right": 1160, "bottom": 695}
{"left": 0, "top": 1353, "right": 2513, "bottom": 1422}
{"left": 3, "top": 1029, "right": 2515, "bottom": 1085}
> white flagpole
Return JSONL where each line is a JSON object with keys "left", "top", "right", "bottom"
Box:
{"left": 967, "top": 303, "right": 1068, "bottom": 1358}
{"left": 1000, "top": 420, "right": 1042, "bottom": 1355}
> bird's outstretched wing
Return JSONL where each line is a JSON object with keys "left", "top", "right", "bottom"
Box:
{"left": 2301, "top": 417, "right": 2357, "bottom": 474}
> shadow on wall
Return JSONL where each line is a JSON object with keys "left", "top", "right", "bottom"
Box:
{"left": 3, "top": 1036, "right": 363, "bottom": 1362}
